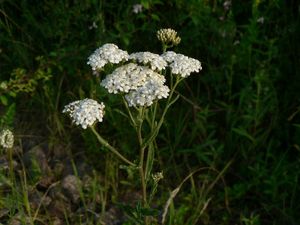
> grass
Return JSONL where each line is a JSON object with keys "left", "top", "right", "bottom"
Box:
{"left": 0, "top": 0, "right": 300, "bottom": 224}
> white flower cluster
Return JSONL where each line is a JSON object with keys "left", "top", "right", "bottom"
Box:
{"left": 100, "top": 62, "right": 169, "bottom": 107}
{"left": 86, "top": 42, "right": 202, "bottom": 107}
{"left": 161, "top": 51, "right": 202, "bottom": 78}
{"left": 63, "top": 98, "right": 105, "bottom": 129}
{"left": 125, "top": 79, "right": 170, "bottom": 107}
{"left": 129, "top": 52, "right": 167, "bottom": 71}
{"left": 100, "top": 63, "right": 146, "bottom": 93}
{"left": 0, "top": 129, "right": 14, "bottom": 149}
{"left": 87, "top": 43, "right": 129, "bottom": 71}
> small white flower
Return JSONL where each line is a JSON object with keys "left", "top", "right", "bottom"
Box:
{"left": 87, "top": 44, "right": 129, "bottom": 71}
{"left": 161, "top": 51, "right": 202, "bottom": 78}
{"left": 152, "top": 171, "right": 163, "bottom": 183}
{"left": 129, "top": 52, "right": 167, "bottom": 71}
{"left": 161, "top": 51, "right": 177, "bottom": 63}
{"left": 89, "top": 21, "right": 98, "bottom": 30}
{"left": 132, "top": 4, "right": 143, "bottom": 14}
{"left": 100, "top": 63, "right": 166, "bottom": 94}
{"left": 0, "top": 129, "right": 14, "bottom": 149}
{"left": 63, "top": 99, "right": 105, "bottom": 129}
{"left": 257, "top": 17, "right": 264, "bottom": 24}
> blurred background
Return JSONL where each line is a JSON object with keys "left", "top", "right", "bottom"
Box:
{"left": 0, "top": 0, "right": 299, "bottom": 224}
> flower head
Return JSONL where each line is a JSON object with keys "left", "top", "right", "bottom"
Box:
{"left": 157, "top": 28, "right": 181, "bottom": 46}
{"left": 87, "top": 44, "right": 129, "bottom": 71}
{"left": 0, "top": 129, "right": 14, "bottom": 149}
{"left": 129, "top": 52, "right": 167, "bottom": 71}
{"left": 100, "top": 63, "right": 166, "bottom": 94}
{"left": 125, "top": 78, "right": 169, "bottom": 107}
{"left": 63, "top": 99, "right": 105, "bottom": 129}
{"left": 161, "top": 51, "right": 202, "bottom": 78}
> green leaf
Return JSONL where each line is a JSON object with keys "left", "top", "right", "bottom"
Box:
{"left": 0, "top": 95, "right": 8, "bottom": 106}
{"left": 0, "top": 103, "right": 16, "bottom": 126}
{"left": 232, "top": 127, "right": 256, "bottom": 143}
{"left": 151, "top": 14, "right": 160, "bottom": 21}
{"left": 141, "top": 1, "right": 150, "bottom": 9}
{"left": 293, "top": 124, "right": 300, "bottom": 129}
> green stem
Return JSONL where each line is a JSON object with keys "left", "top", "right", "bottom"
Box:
{"left": 139, "top": 147, "right": 147, "bottom": 206}
{"left": 122, "top": 96, "right": 137, "bottom": 128}
{"left": 162, "top": 43, "right": 173, "bottom": 53}
{"left": 162, "top": 44, "right": 167, "bottom": 53}
{"left": 137, "top": 107, "right": 145, "bottom": 146}
{"left": 142, "top": 76, "right": 182, "bottom": 149}
{"left": 136, "top": 107, "right": 147, "bottom": 207}
{"left": 7, "top": 147, "right": 14, "bottom": 185}
{"left": 145, "top": 142, "right": 155, "bottom": 183}
{"left": 151, "top": 101, "right": 158, "bottom": 129}
{"left": 90, "top": 126, "right": 135, "bottom": 167}
{"left": 255, "top": 79, "right": 262, "bottom": 130}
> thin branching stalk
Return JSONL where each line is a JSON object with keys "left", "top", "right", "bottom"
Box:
{"left": 90, "top": 126, "right": 135, "bottom": 167}
{"left": 20, "top": 168, "right": 34, "bottom": 225}
{"left": 142, "top": 76, "right": 183, "bottom": 149}
{"left": 122, "top": 95, "right": 137, "bottom": 128}
{"left": 7, "top": 147, "right": 14, "bottom": 184}
{"left": 144, "top": 102, "right": 158, "bottom": 183}
{"left": 136, "top": 107, "right": 147, "bottom": 207}
{"left": 145, "top": 142, "right": 155, "bottom": 184}
{"left": 151, "top": 101, "right": 158, "bottom": 129}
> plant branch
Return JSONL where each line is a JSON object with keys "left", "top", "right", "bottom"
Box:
{"left": 142, "top": 76, "right": 183, "bottom": 149}
{"left": 90, "top": 126, "right": 135, "bottom": 167}
{"left": 122, "top": 95, "right": 137, "bottom": 128}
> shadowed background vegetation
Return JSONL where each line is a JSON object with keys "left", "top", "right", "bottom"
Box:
{"left": 0, "top": 0, "right": 299, "bottom": 224}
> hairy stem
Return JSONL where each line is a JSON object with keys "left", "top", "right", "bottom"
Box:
{"left": 122, "top": 95, "right": 137, "bottom": 128}
{"left": 137, "top": 107, "right": 147, "bottom": 207}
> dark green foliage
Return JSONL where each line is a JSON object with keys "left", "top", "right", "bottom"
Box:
{"left": 0, "top": 0, "right": 299, "bottom": 224}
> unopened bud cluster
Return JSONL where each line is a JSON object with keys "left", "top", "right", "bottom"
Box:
{"left": 157, "top": 28, "right": 181, "bottom": 46}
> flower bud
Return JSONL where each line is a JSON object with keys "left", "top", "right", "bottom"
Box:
{"left": 157, "top": 28, "right": 181, "bottom": 46}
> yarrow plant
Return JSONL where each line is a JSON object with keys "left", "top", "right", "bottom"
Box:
{"left": 63, "top": 28, "right": 202, "bottom": 224}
